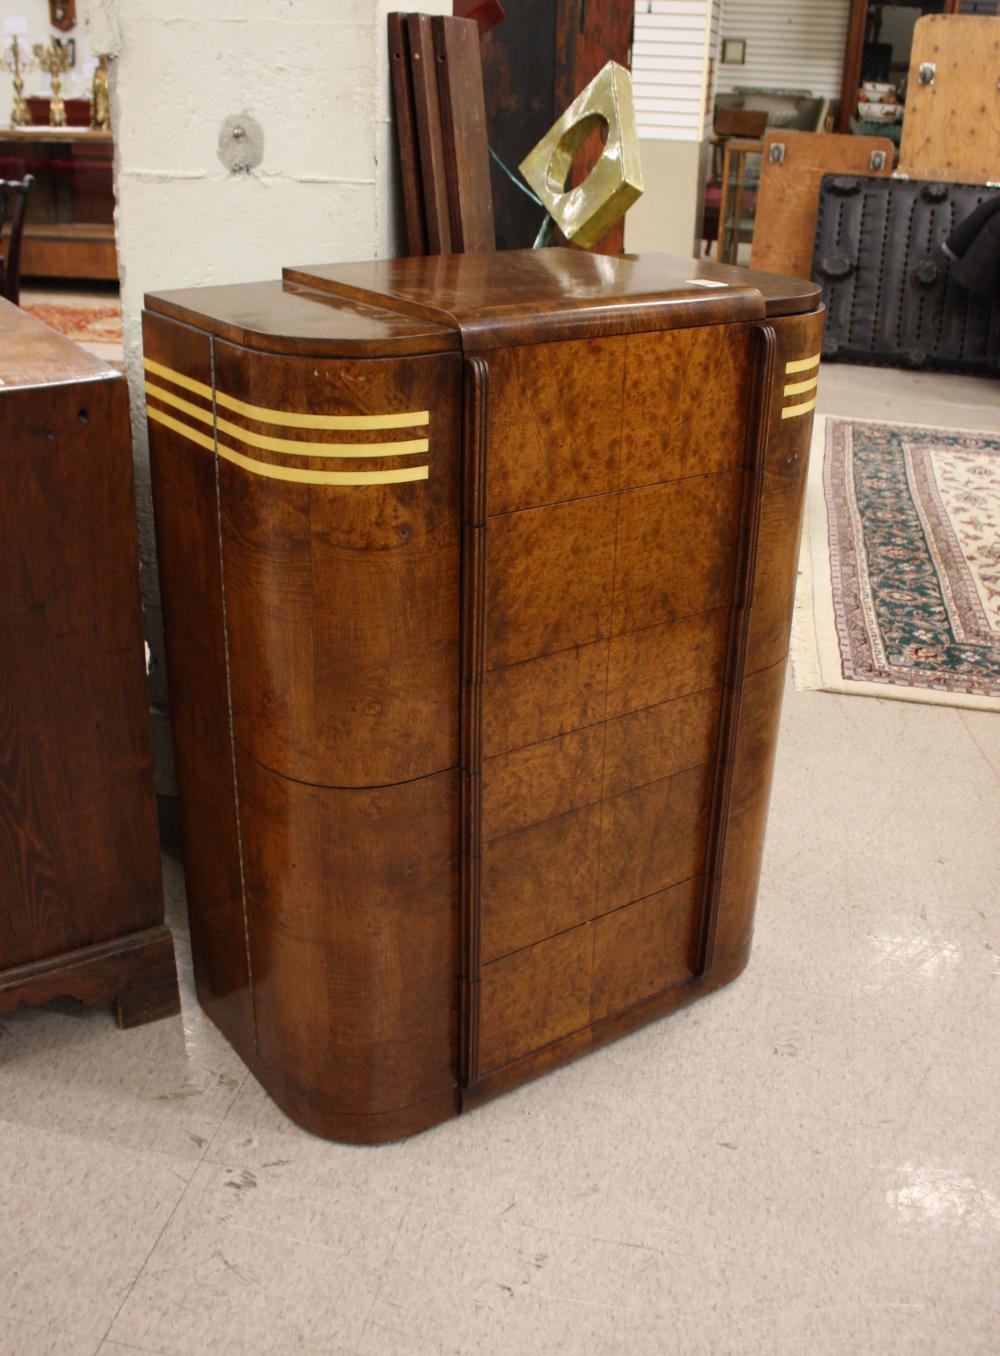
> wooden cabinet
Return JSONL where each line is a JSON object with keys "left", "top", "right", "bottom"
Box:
{"left": 0, "top": 128, "right": 117, "bottom": 281}
{"left": 143, "top": 249, "right": 822, "bottom": 1143}
{"left": 0, "top": 301, "right": 178, "bottom": 1026}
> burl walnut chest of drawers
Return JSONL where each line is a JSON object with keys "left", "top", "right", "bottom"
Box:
{"left": 143, "top": 250, "right": 822, "bottom": 1143}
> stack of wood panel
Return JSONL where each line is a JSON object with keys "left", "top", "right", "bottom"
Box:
{"left": 751, "top": 129, "right": 895, "bottom": 280}
{"left": 754, "top": 15, "right": 1000, "bottom": 374}
{"left": 897, "top": 14, "right": 1000, "bottom": 184}
{"left": 388, "top": 13, "right": 496, "bottom": 255}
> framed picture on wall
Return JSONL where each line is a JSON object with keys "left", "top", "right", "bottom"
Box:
{"left": 721, "top": 38, "right": 746, "bottom": 65}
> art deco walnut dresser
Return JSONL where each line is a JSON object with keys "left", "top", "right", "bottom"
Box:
{"left": 142, "top": 250, "right": 822, "bottom": 1143}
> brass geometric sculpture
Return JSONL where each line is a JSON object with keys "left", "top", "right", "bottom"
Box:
{"left": 519, "top": 60, "right": 643, "bottom": 250}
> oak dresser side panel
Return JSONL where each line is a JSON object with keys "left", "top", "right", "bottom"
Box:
{"left": 145, "top": 318, "right": 464, "bottom": 1138}
{"left": 709, "top": 307, "right": 824, "bottom": 965}
{"left": 237, "top": 752, "right": 459, "bottom": 1120}
{"left": 745, "top": 308, "right": 826, "bottom": 677}
{"left": 210, "top": 342, "right": 463, "bottom": 788}
{"left": 143, "top": 312, "right": 253, "bottom": 1044}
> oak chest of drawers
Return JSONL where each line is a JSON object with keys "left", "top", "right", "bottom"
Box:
{"left": 0, "top": 300, "right": 178, "bottom": 1028}
{"left": 143, "top": 250, "right": 822, "bottom": 1142}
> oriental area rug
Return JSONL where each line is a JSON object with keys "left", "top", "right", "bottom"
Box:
{"left": 22, "top": 300, "right": 123, "bottom": 345}
{"left": 793, "top": 416, "right": 1000, "bottom": 711}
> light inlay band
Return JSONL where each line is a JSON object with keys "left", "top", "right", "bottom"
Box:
{"left": 785, "top": 353, "right": 821, "bottom": 374}
{"left": 147, "top": 406, "right": 429, "bottom": 485}
{"left": 144, "top": 382, "right": 428, "bottom": 458}
{"left": 143, "top": 358, "right": 429, "bottom": 430}
{"left": 783, "top": 375, "right": 819, "bottom": 397}
{"left": 781, "top": 396, "right": 817, "bottom": 421}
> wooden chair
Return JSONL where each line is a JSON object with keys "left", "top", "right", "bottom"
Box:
{"left": 0, "top": 175, "right": 33, "bottom": 304}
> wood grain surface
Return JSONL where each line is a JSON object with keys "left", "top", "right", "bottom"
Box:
{"left": 144, "top": 312, "right": 253, "bottom": 1044}
{"left": 408, "top": 14, "right": 455, "bottom": 256}
{"left": 209, "top": 341, "right": 463, "bottom": 788}
{"left": 752, "top": 130, "right": 895, "bottom": 281}
{"left": 465, "top": 316, "right": 753, "bottom": 1081}
{"left": 284, "top": 249, "right": 776, "bottom": 349}
{"left": 142, "top": 256, "right": 822, "bottom": 1140}
{"left": 899, "top": 15, "right": 1000, "bottom": 183}
{"left": 238, "top": 751, "right": 459, "bottom": 1120}
{"left": 144, "top": 279, "right": 458, "bottom": 359}
{"left": 433, "top": 15, "right": 496, "bottom": 253}
{"left": 0, "top": 300, "right": 176, "bottom": 1027}
{"left": 387, "top": 12, "right": 428, "bottom": 256}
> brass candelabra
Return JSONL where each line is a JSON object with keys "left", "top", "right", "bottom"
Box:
{"left": 1, "top": 37, "right": 34, "bottom": 128}
{"left": 91, "top": 54, "right": 110, "bottom": 131}
{"left": 33, "top": 38, "right": 70, "bottom": 128}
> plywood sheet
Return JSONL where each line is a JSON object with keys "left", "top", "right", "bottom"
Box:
{"left": 752, "top": 130, "right": 895, "bottom": 282}
{"left": 899, "top": 15, "right": 1000, "bottom": 183}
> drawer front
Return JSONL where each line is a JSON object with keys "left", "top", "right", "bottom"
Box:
{"left": 464, "top": 322, "right": 762, "bottom": 1080}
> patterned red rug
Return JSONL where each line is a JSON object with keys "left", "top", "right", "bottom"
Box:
{"left": 22, "top": 302, "right": 123, "bottom": 345}
{"left": 794, "top": 416, "right": 1000, "bottom": 710}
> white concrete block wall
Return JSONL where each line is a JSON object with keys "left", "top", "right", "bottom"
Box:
{"left": 82, "top": 0, "right": 450, "bottom": 799}
{"left": 627, "top": 1, "right": 713, "bottom": 257}
{"left": 632, "top": 0, "right": 712, "bottom": 143}
{"left": 715, "top": 0, "right": 851, "bottom": 101}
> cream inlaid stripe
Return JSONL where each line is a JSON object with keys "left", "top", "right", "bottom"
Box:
{"left": 145, "top": 382, "right": 428, "bottom": 458}
{"left": 147, "top": 406, "right": 429, "bottom": 485}
{"left": 785, "top": 353, "right": 821, "bottom": 374}
{"left": 143, "top": 358, "right": 429, "bottom": 430}
{"left": 783, "top": 374, "right": 819, "bottom": 397}
{"left": 781, "top": 396, "right": 817, "bottom": 421}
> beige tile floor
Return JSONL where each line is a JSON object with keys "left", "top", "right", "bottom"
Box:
{"left": 0, "top": 363, "right": 998, "bottom": 1356}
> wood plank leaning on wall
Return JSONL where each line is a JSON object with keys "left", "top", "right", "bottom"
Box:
{"left": 388, "top": 13, "right": 495, "bottom": 255}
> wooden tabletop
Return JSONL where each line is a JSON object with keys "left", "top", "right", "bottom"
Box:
{"left": 146, "top": 249, "right": 822, "bottom": 359}
{"left": 145, "top": 279, "right": 460, "bottom": 360}
{"left": 0, "top": 297, "right": 116, "bottom": 389}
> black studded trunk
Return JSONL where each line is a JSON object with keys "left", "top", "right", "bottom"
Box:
{"left": 811, "top": 174, "right": 1000, "bottom": 375}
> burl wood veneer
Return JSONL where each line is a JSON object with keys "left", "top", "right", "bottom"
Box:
{"left": 143, "top": 250, "right": 822, "bottom": 1142}
{"left": 0, "top": 300, "right": 178, "bottom": 1029}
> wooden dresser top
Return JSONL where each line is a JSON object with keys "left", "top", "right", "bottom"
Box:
{"left": 146, "top": 249, "right": 821, "bottom": 358}
{"left": 0, "top": 298, "right": 118, "bottom": 391}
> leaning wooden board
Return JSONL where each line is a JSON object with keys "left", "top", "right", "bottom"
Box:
{"left": 0, "top": 300, "right": 179, "bottom": 1028}
{"left": 388, "top": 13, "right": 495, "bottom": 256}
{"left": 899, "top": 15, "right": 1000, "bottom": 184}
{"left": 143, "top": 250, "right": 822, "bottom": 1143}
{"left": 751, "top": 129, "right": 895, "bottom": 281}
